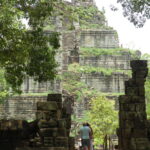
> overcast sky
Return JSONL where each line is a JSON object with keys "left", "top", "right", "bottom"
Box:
{"left": 95, "top": 0, "right": 150, "bottom": 54}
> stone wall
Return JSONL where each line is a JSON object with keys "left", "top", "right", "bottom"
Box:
{"left": 0, "top": 94, "right": 75, "bottom": 150}
{"left": 80, "top": 54, "right": 131, "bottom": 70}
{"left": 80, "top": 30, "right": 119, "bottom": 48}
{"left": 21, "top": 78, "right": 61, "bottom": 93}
{"left": 81, "top": 73, "right": 128, "bottom": 93}
{"left": 79, "top": 53, "right": 133, "bottom": 93}
{"left": 0, "top": 96, "right": 47, "bottom": 120}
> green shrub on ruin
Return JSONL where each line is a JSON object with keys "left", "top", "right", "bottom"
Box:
{"left": 80, "top": 47, "right": 138, "bottom": 58}
{"left": 68, "top": 63, "right": 131, "bottom": 76}
{"left": 86, "top": 96, "right": 118, "bottom": 146}
{"left": 0, "top": 69, "right": 10, "bottom": 104}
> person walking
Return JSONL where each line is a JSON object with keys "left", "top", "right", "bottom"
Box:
{"left": 79, "top": 123, "right": 91, "bottom": 150}
{"left": 86, "top": 123, "right": 94, "bottom": 150}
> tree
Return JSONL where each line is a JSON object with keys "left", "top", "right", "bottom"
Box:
{"left": 0, "top": 69, "right": 10, "bottom": 103}
{"left": 117, "top": 0, "right": 150, "bottom": 27}
{"left": 0, "top": 0, "right": 100, "bottom": 92}
{"left": 0, "top": 0, "right": 61, "bottom": 92}
{"left": 86, "top": 96, "right": 118, "bottom": 146}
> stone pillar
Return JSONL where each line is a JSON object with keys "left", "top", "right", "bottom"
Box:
{"left": 118, "top": 60, "right": 150, "bottom": 150}
{"left": 34, "top": 94, "right": 75, "bottom": 150}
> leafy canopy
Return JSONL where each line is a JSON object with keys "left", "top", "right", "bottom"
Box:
{"left": 0, "top": 69, "right": 10, "bottom": 104}
{"left": 117, "top": 0, "right": 150, "bottom": 27}
{"left": 86, "top": 96, "right": 118, "bottom": 145}
{"left": 0, "top": 0, "right": 61, "bottom": 92}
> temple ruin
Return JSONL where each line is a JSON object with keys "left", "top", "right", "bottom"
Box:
{"left": 118, "top": 60, "right": 150, "bottom": 150}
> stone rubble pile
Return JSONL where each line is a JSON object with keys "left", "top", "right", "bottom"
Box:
{"left": 28, "top": 94, "right": 75, "bottom": 150}
{"left": 118, "top": 60, "right": 150, "bottom": 150}
{"left": 0, "top": 94, "right": 75, "bottom": 150}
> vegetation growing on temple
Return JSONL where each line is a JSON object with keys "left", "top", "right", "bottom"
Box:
{"left": 87, "top": 96, "right": 118, "bottom": 145}
{"left": 68, "top": 63, "right": 131, "bottom": 76}
{"left": 80, "top": 47, "right": 140, "bottom": 58}
{"left": 0, "top": 70, "right": 10, "bottom": 104}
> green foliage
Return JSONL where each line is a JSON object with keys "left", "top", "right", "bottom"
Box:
{"left": 146, "top": 103, "right": 150, "bottom": 119}
{"left": 68, "top": 63, "right": 131, "bottom": 76}
{"left": 80, "top": 47, "right": 138, "bottom": 58}
{"left": 145, "top": 78, "right": 150, "bottom": 103}
{"left": 117, "top": 0, "right": 150, "bottom": 27}
{"left": 62, "top": 70, "right": 118, "bottom": 142}
{"left": 70, "top": 113, "right": 90, "bottom": 137}
{"left": 0, "top": 69, "right": 10, "bottom": 104}
{"left": 141, "top": 53, "right": 150, "bottom": 118}
{"left": 62, "top": 71, "right": 96, "bottom": 102}
{"left": 0, "top": 0, "right": 60, "bottom": 92}
{"left": 141, "top": 53, "right": 150, "bottom": 60}
{"left": 75, "top": 5, "right": 107, "bottom": 29}
{"left": 80, "top": 24, "right": 113, "bottom": 30}
{"left": 86, "top": 96, "right": 118, "bottom": 145}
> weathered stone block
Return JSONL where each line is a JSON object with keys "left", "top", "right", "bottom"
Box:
{"left": 134, "top": 69, "right": 148, "bottom": 78}
{"left": 135, "top": 103, "right": 146, "bottom": 112}
{"left": 40, "top": 128, "right": 58, "bottom": 137}
{"left": 135, "top": 138, "right": 150, "bottom": 148}
{"left": 57, "top": 128, "right": 67, "bottom": 137}
{"left": 47, "top": 94, "right": 62, "bottom": 102}
{"left": 0, "top": 120, "right": 25, "bottom": 130}
{"left": 125, "top": 87, "right": 138, "bottom": 96}
{"left": 38, "top": 119, "right": 58, "bottom": 128}
{"left": 36, "top": 111, "right": 51, "bottom": 120}
{"left": 122, "top": 103, "right": 135, "bottom": 111}
{"left": 135, "top": 78, "right": 146, "bottom": 86}
{"left": 124, "top": 120, "right": 134, "bottom": 128}
{"left": 132, "top": 96, "right": 145, "bottom": 103}
{"left": 37, "top": 102, "right": 58, "bottom": 111}
{"left": 133, "top": 119, "right": 146, "bottom": 129}
{"left": 57, "top": 119, "right": 66, "bottom": 128}
{"left": 68, "top": 137, "right": 75, "bottom": 149}
{"left": 65, "top": 119, "right": 71, "bottom": 129}
{"left": 43, "top": 137, "right": 54, "bottom": 144}
{"left": 138, "top": 86, "right": 145, "bottom": 96}
{"left": 56, "top": 102, "right": 62, "bottom": 110}
{"left": 57, "top": 110, "right": 62, "bottom": 119}
{"left": 130, "top": 138, "right": 136, "bottom": 150}
{"left": 119, "top": 95, "right": 131, "bottom": 104}
{"left": 125, "top": 79, "right": 136, "bottom": 87}
{"left": 130, "top": 60, "right": 147, "bottom": 70}
{"left": 55, "top": 137, "right": 68, "bottom": 147}
{"left": 132, "top": 129, "right": 147, "bottom": 137}
{"left": 36, "top": 110, "right": 60, "bottom": 120}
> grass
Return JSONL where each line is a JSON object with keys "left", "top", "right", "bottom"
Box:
{"left": 80, "top": 47, "right": 138, "bottom": 57}
{"left": 68, "top": 63, "right": 131, "bottom": 76}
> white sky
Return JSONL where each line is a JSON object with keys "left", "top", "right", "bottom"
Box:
{"left": 95, "top": 0, "right": 150, "bottom": 54}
